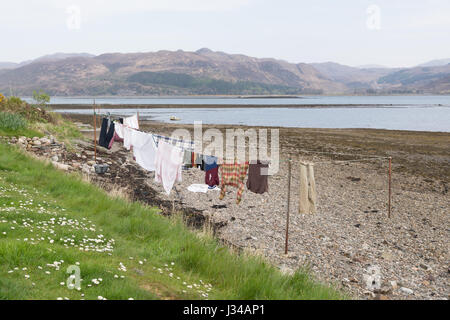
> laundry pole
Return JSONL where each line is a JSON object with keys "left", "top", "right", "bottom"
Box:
{"left": 93, "top": 99, "right": 97, "bottom": 162}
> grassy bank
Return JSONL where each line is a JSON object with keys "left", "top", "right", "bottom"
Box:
{"left": 0, "top": 98, "right": 344, "bottom": 299}
{"left": 0, "top": 96, "right": 82, "bottom": 147}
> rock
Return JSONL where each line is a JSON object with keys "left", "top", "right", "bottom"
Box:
{"left": 32, "top": 136, "right": 40, "bottom": 141}
{"left": 40, "top": 137, "right": 51, "bottom": 145}
{"left": 32, "top": 140, "right": 42, "bottom": 146}
{"left": 426, "top": 274, "right": 435, "bottom": 282}
{"left": 96, "top": 145, "right": 112, "bottom": 155}
{"left": 87, "top": 160, "right": 96, "bottom": 166}
{"left": 51, "top": 155, "right": 59, "bottom": 162}
{"left": 374, "top": 286, "right": 391, "bottom": 294}
{"left": 52, "top": 162, "right": 70, "bottom": 171}
{"left": 419, "top": 263, "right": 429, "bottom": 270}
{"left": 399, "top": 287, "right": 414, "bottom": 295}
{"left": 390, "top": 280, "right": 398, "bottom": 289}
{"left": 381, "top": 251, "right": 393, "bottom": 261}
{"left": 72, "top": 162, "right": 81, "bottom": 169}
{"left": 81, "top": 164, "right": 91, "bottom": 174}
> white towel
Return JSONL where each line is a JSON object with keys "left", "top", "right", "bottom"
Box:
{"left": 131, "top": 130, "right": 157, "bottom": 172}
{"left": 123, "top": 114, "right": 139, "bottom": 130}
{"left": 154, "top": 140, "right": 183, "bottom": 195}
{"left": 187, "top": 184, "right": 209, "bottom": 193}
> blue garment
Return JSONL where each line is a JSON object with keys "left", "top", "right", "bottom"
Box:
{"left": 204, "top": 155, "right": 218, "bottom": 172}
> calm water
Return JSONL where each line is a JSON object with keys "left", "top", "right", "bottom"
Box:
{"left": 24, "top": 95, "right": 450, "bottom": 106}
{"left": 55, "top": 105, "right": 450, "bottom": 132}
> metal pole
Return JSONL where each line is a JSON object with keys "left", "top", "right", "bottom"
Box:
{"left": 93, "top": 99, "right": 97, "bottom": 163}
{"left": 285, "top": 159, "right": 292, "bottom": 254}
{"left": 388, "top": 156, "right": 392, "bottom": 218}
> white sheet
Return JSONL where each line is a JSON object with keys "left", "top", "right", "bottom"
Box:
{"left": 154, "top": 140, "right": 183, "bottom": 195}
{"left": 131, "top": 130, "right": 157, "bottom": 172}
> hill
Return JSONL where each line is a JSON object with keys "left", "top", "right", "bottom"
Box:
{"left": 0, "top": 49, "right": 449, "bottom": 95}
{"left": 377, "top": 65, "right": 450, "bottom": 94}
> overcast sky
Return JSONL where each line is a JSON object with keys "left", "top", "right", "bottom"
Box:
{"left": 1, "top": 0, "right": 450, "bottom": 67}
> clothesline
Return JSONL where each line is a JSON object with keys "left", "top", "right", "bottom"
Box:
{"left": 121, "top": 122, "right": 389, "bottom": 166}
{"left": 100, "top": 113, "right": 394, "bottom": 257}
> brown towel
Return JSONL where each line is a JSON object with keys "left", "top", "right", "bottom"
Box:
{"left": 246, "top": 161, "right": 269, "bottom": 194}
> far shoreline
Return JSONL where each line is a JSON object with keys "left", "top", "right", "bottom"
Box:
{"left": 49, "top": 103, "right": 447, "bottom": 109}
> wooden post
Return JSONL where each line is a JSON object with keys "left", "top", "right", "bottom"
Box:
{"left": 93, "top": 100, "right": 97, "bottom": 163}
{"left": 285, "top": 159, "right": 292, "bottom": 254}
{"left": 388, "top": 156, "right": 392, "bottom": 218}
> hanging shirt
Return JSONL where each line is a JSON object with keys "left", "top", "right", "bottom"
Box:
{"left": 131, "top": 130, "right": 157, "bottom": 172}
{"left": 204, "top": 155, "right": 218, "bottom": 172}
{"left": 123, "top": 114, "right": 139, "bottom": 130}
{"left": 219, "top": 161, "right": 249, "bottom": 204}
{"left": 123, "top": 126, "right": 133, "bottom": 150}
{"left": 114, "top": 122, "right": 125, "bottom": 139}
{"left": 183, "top": 150, "right": 192, "bottom": 166}
{"left": 195, "top": 154, "right": 205, "bottom": 171}
{"left": 154, "top": 140, "right": 183, "bottom": 195}
{"left": 205, "top": 166, "right": 219, "bottom": 188}
{"left": 246, "top": 161, "right": 269, "bottom": 194}
{"left": 108, "top": 131, "right": 123, "bottom": 149}
{"left": 98, "top": 118, "right": 110, "bottom": 148}
{"left": 103, "top": 122, "right": 115, "bottom": 149}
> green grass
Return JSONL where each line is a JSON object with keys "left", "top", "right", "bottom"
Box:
{"left": 0, "top": 142, "right": 345, "bottom": 300}
{"left": 0, "top": 112, "right": 41, "bottom": 138}
{"left": 0, "top": 112, "right": 27, "bottom": 131}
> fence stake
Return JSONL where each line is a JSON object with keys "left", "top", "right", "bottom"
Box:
{"left": 388, "top": 156, "right": 392, "bottom": 218}
{"left": 285, "top": 159, "right": 292, "bottom": 254}
{"left": 93, "top": 99, "right": 97, "bottom": 163}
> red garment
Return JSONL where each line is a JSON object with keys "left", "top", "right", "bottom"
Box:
{"left": 108, "top": 131, "right": 123, "bottom": 149}
{"left": 205, "top": 166, "right": 219, "bottom": 187}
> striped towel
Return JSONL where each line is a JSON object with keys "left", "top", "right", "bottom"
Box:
{"left": 153, "top": 134, "right": 194, "bottom": 152}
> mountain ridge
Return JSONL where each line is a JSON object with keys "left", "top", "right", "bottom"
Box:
{"left": 0, "top": 49, "right": 449, "bottom": 95}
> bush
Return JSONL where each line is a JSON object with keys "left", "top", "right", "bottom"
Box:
{"left": 0, "top": 112, "right": 28, "bottom": 131}
{"left": 0, "top": 96, "right": 56, "bottom": 124}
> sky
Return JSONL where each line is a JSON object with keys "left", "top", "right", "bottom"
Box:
{"left": 1, "top": 0, "right": 450, "bottom": 67}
